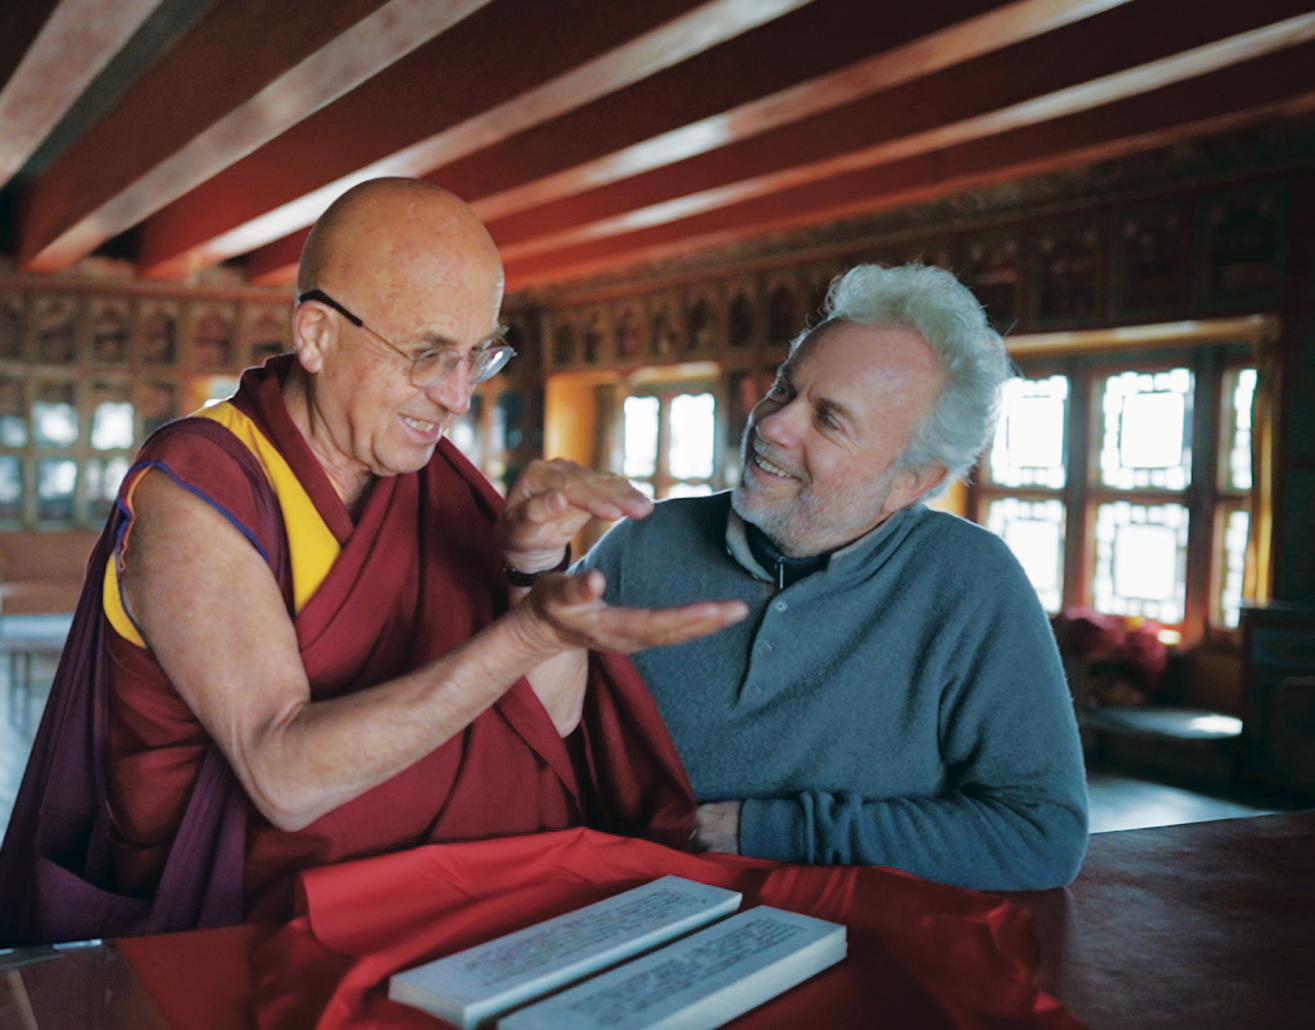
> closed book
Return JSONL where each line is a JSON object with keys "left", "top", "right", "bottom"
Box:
{"left": 499, "top": 906, "right": 846, "bottom": 1030}
{"left": 389, "top": 876, "right": 742, "bottom": 1028}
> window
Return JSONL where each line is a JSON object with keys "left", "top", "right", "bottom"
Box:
{"left": 621, "top": 385, "right": 718, "bottom": 499}
{"left": 976, "top": 322, "right": 1265, "bottom": 641}
{"left": 0, "top": 289, "right": 291, "bottom": 528}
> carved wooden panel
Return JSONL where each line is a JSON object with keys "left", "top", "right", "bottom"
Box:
{"left": 612, "top": 298, "right": 647, "bottom": 364}
{"left": 136, "top": 300, "right": 180, "bottom": 365}
{"left": 502, "top": 310, "right": 542, "bottom": 373}
{"left": 32, "top": 295, "right": 79, "bottom": 364}
{"left": 646, "top": 292, "right": 683, "bottom": 361}
{"left": 0, "top": 294, "right": 26, "bottom": 360}
{"left": 580, "top": 307, "right": 609, "bottom": 366}
{"left": 1198, "top": 183, "right": 1287, "bottom": 311}
{"left": 88, "top": 297, "right": 131, "bottom": 365}
{"left": 685, "top": 283, "right": 722, "bottom": 355}
{"left": 547, "top": 311, "right": 578, "bottom": 369}
{"left": 1112, "top": 204, "right": 1190, "bottom": 320}
{"left": 802, "top": 260, "right": 845, "bottom": 328}
{"left": 1031, "top": 220, "right": 1104, "bottom": 327}
{"left": 241, "top": 303, "right": 291, "bottom": 367}
{"left": 724, "top": 276, "right": 759, "bottom": 350}
{"left": 958, "top": 233, "right": 1022, "bottom": 334}
{"left": 764, "top": 270, "right": 801, "bottom": 345}
{"left": 188, "top": 302, "right": 238, "bottom": 369}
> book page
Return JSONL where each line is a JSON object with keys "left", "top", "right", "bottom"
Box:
{"left": 389, "top": 876, "right": 741, "bottom": 1027}
{"left": 501, "top": 907, "right": 846, "bottom": 1030}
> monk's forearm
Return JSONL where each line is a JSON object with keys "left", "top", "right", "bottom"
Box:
{"left": 525, "top": 648, "right": 590, "bottom": 737}
{"left": 243, "top": 600, "right": 567, "bottom": 831}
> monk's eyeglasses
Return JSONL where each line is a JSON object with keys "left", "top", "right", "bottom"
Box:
{"left": 298, "top": 289, "right": 516, "bottom": 388}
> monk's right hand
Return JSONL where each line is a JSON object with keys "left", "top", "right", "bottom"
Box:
{"left": 498, "top": 459, "right": 653, "bottom": 576}
{"left": 518, "top": 568, "right": 748, "bottom": 655}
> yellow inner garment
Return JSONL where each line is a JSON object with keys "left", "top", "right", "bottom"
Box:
{"left": 103, "top": 401, "right": 341, "bottom": 647}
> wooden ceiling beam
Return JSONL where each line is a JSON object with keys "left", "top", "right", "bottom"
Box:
{"left": 491, "top": 0, "right": 1315, "bottom": 262}
{"left": 135, "top": 0, "right": 816, "bottom": 280}
{"left": 461, "top": 0, "right": 1130, "bottom": 222}
{"left": 19, "top": 0, "right": 488, "bottom": 273}
{"left": 242, "top": 0, "right": 1137, "bottom": 287}
{"left": 501, "top": 42, "right": 1315, "bottom": 289}
{"left": 0, "top": 0, "right": 165, "bottom": 191}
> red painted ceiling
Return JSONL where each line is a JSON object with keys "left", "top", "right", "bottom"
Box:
{"left": 2, "top": 0, "right": 1313, "bottom": 292}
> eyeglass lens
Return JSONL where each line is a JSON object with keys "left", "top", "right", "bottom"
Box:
{"left": 411, "top": 344, "right": 515, "bottom": 388}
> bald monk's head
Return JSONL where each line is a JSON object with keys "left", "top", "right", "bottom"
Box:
{"left": 289, "top": 179, "right": 508, "bottom": 498}
{"left": 296, "top": 178, "right": 503, "bottom": 305}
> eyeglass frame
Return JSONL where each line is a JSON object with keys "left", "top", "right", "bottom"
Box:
{"left": 297, "top": 289, "right": 516, "bottom": 388}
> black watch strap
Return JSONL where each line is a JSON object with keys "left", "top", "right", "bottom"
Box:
{"left": 505, "top": 545, "right": 572, "bottom": 587}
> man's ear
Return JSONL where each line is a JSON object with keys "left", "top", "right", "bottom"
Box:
{"left": 882, "top": 463, "right": 948, "bottom": 518}
{"left": 292, "top": 301, "right": 334, "bottom": 374}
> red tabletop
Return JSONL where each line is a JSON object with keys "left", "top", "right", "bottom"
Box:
{"left": 5, "top": 811, "right": 1312, "bottom": 1030}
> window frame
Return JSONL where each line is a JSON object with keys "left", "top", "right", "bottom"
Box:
{"left": 620, "top": 376, "right": 722, "bottom": 500}
{"left": 970, "top": 317, "right": 1270, "bottom": 644}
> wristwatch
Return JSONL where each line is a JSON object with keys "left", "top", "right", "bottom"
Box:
{"left": 505, "top": 545, "right": 572, "bottom": 587}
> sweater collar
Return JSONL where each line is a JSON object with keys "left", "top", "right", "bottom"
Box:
{"left": 726, "top": 502, "right": 921, "bottom": 587}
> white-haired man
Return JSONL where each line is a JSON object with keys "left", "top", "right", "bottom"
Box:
{"left": 580, "top": 264, "right": 1089, "bottom": 892}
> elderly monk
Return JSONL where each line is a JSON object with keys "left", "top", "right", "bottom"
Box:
{"left": 0, "top": 179, "right": 744, "bottom": 946}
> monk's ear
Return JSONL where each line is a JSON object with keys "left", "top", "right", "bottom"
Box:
{"left": 292, "top": 301, "right": 334, "bottom": 374}
{"left": 881, "top": 462, "right": 948, "bottom": 518}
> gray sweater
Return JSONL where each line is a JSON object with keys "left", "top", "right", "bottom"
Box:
{"left": 581, "top": 492, "right": 1088, "bottom": 891}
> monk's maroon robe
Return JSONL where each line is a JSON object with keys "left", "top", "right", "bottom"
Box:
{"left": 0, "top": 356, "right": 694, "bottom": 946}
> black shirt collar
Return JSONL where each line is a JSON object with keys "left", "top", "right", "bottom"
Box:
{"left": 743, "top": 521, "right": 831, "bottom": 589}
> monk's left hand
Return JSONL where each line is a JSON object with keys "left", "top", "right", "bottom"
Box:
{"left": 498, "top": 459, "right": 653, "bottom": 574}
{"left": 520, "top": 568, "right": 747, "bottom": 655}
{"left": 691, "top": 801, "right": 742, "bottom": 854}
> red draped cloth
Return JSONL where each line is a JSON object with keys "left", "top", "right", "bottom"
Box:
{"left": 0, "top": 356, "right": 693, "bottom": 946}
{"left": 252, "top": 828, "right": 1088, "bottom": 1030}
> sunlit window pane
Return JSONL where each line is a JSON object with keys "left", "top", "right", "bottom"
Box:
{"left": 630, "top": 479, "right": 655, "bottom": 500}
{"left": 0, "top": 456, "right": 22, "bottom": 519}
{"left": 1099, "top": 369, "right": 1193, "bottom": 489}
{"left": 86, "top": 456, "right": 130, "bottom": 520}
{"left": 667, "top": 482, "right": 714, "bottom": 499}
{"left": 91, "top": 401, "right": 135, "bottom": 450}
{"left": 668, "top": 392, "right": 715, "bottom": 480}
{"left": 989, "top": 375, "right": 1068, "bottom": 489}
{"left": 1226, "top": 368, "right": 1257, "bottom": 491}
{"left": 1221, "top": 508, "right": 1250, "bottom": 629}
{"left": 1120, "top": 392, "right": 1184, "bottom": 467}
{"left": 33, "top": 382, "right": 78, "bottom": 446}
{"left": 198, "top": 375, "right": 239, "bottom": 409}
{"left": 1093, "top": 501, "right": 1189, "bottom": 624}
{"left": 623, "top": 395, "right": 660, "bottom": 478}
{"left": 37, "top": 458, "right": 77, "bottom": 521}
{"left": 986, "top": 497, "right": 1066, "bottom": 612}
{"left": 449, "top": 418, "right": 478, "bottom": 463}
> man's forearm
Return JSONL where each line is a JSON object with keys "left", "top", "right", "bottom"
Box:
{"left": 740, "top": 789, "right": 1088, "bottom": 891}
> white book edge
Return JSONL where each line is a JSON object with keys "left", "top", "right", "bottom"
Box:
{"left": 498, "top": 907, "right": 847, "bottom": 1030}
{"left": 388, "top": 876, "right": 742, "bottom": 1028}
{"left": 646, "top": 928, "right": 846, "bottom": 1030}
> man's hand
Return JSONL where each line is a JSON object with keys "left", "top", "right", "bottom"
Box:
{"left": 691, "top": 801, "right": 742, "bottom": 854}
{"left": 517, "top": 569, "right": 747, "bottom": 656}
{"left": 498, "top": 459, "right": 653, "bottom": 574}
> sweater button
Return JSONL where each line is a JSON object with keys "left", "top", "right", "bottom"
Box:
{"left": 746, "top": 685, "right": 762, "bottom": 698}
{"left": 772, "top": 599, "right": 788, "bottom": 613}
{"left": 758, "top": 641, "right": 772, "bottom": 653}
